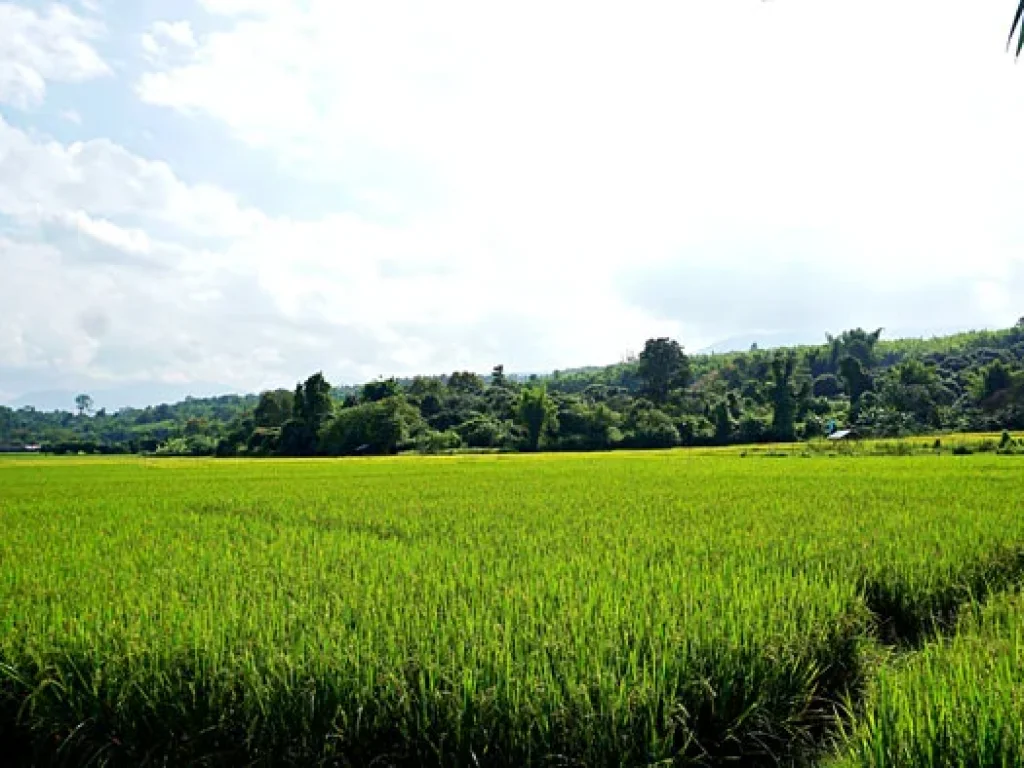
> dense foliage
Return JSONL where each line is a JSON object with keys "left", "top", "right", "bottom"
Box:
{"left": 3, "top": 322, "right": 1024, "bottom": 456}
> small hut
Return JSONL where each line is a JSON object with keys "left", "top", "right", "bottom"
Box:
{"left": 826, "top": 429, "right": 855, "bottom": 441}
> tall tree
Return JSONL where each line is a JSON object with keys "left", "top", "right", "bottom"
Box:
{"left": 713, "top": 399, "right": 734, "bottom": 444}
{"left": 254, "top": 389, "right": 294, "bottom": 428}
{"left": 835, "top": 328, "right": 883, "bottom": 369}
{"left": 637, "top": 337, "right": 691, "bottom": 404}
{"left": 838, "top": 356, "right": 874, "bottom": 414}
{"left": 298, "top": 372, "right": 333, "bottom": 427}
{"left": 74, "top": 394, "right": 93, "bottom": 417}
{"left": 516, "top": 387, "right": 557, "bottom": 451}
{"left": 281, "top": 372, "right": 334, "bottom": 456}
{"left": 768, "top": 352, "right": 799, "bottom": 442}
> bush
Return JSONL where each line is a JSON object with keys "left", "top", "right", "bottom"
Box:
{"left": 737, "top": 415, "right": 770, "bottom": 444}
{"left": 319, "top": 397, "right": 425, "bottom": 456}
{"left": 812, "top": 374, "right": 843, "bottom": 398}
{"left": 801, "top": 417, "right": 825, "bottom": 440}
{"left": 417, "top": 430, "right": 463, "bottom": 454}
{"left": 154, "top": 435, "right": 218, "bottom": 456}
{"left": 629, "top": 409, "right": 680, "bottom": 449}
{"left": 457, "top": 415, "right": 509, "bottom": 449}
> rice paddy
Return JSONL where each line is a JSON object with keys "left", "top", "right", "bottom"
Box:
{"left": 1, "top": 451, "right": 1023, "bottom": 765}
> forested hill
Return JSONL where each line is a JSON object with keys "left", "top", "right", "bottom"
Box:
{"left": 3, "top": 322, "right": 1024, "bottom": 456}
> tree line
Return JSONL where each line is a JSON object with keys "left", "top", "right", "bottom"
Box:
{"left": 3, "top": 321, "right": 1023, "bottom": 456}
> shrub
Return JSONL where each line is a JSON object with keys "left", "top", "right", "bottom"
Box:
{"left": 417, "top": 429, "right": 463, "bottom": 454}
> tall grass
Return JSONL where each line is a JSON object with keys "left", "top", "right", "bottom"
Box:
{"left": 1, "top": 453, "right": 1023, "bottom": 764}
{"left": 828, "top": 590, "right": 1024, "bottom": 768}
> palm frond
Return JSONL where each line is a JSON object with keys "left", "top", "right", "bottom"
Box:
{"left": 1010, "top": 0, "right": 1024, "bottom": 57}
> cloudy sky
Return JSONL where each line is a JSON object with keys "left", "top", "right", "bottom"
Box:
{"left": 2, "top": 1, "right": 1023, "bottom": 408}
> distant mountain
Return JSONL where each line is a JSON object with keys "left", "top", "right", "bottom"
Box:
{"left": 698, "top": 331, "right": 821, "bottom": 355}
{"left": 6, "top": 382, "right": 247, "bottom": 413}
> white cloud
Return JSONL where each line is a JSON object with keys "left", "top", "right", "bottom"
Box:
{"left": 141, "top": 20, "right": 196, "bottom": 62}
{"left": 143, "top": 2, "right": 1024, "bottom": 306}
{"left": 0, "top": 115, "right": 262, "bottom": 238}
{"left": 153, "top": 21, "right": 196, "bottom": 49}
{"left": 0, "top": 3, "right": 109, "bottom": 109}
{"left": 198, "top": 0, "right": 294, "bottom": 17}
{"left": 0, "top": 112, "right": 662, "bottom": 396}
{"left": 59, "top": 210, "right": 152, "bottom": 255}
{"left": 5, "top": 0, "right": 1024, "bottom": 404}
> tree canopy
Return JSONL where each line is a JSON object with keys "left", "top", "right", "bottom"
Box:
{"left": 5, "top": 323, "right": 1024, "bottom": 457}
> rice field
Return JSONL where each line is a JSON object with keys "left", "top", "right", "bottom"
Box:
{"left": 1, "top": 451, "right": 1023, "bottom": 765}
{"left": 828, "top": 589, "right": 1024, "bottom": 768}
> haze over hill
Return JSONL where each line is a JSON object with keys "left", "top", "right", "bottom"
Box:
{"left": 3, "top": 383, "right": 245, "bottom": 414}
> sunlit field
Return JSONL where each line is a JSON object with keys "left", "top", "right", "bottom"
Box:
{"left": 2, "top": 451, "right": 1024, "bottom": 765}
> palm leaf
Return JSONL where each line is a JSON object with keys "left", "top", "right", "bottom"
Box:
{"left": 1010, "top": 0, "right": 1024, "bottom": 57}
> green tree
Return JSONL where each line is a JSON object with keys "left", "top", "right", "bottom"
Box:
{"left": 278, "top": 418, "right": 317, "bottom": 456}
{"left": 491, "top": 364, "right": 508, "bottom": 388}
{"left": 297, "top": 372, "right": 333, "bottom": 427}
{"left": 812, "top": 374, "right": 842, "bottom": 399}
{"left": 282, "top": 372, "right": 334, "bottom": 455}
{"left": 839, "top": 356, "right": 873, "bottom": 405}
{"left": 456, "top": 414, "right": 508, "bottom": 448}
{"left": 292, "top": 383, "right": 305, "bottom": 422}
{"left": 319, "top": 397, "right": 423, "bottom": 455}
{"left": 448, "top": 371, "right": 485, "bottom": 394}
{"left": 972, "top": 359, "right": 1014, "bottom": 403}
{"left": 0, "top": 406, "right": 12, "bottom": 443}
{"left": 361, "top": 378, "right": 400, "bottom": 403}
{"left": 408, "top": 376, "right": 445, "bottom": 399}
{"left": 880, "top": 359, "right": 944, "bottom": 427}
{"left": 254, "top": 389, "right": 294, "bottom": 428}
{"left": 637, "top": 337, "right": 691, "bottom": 404}
{"left": 516, "top": 387, "right": 558, "bottom": 451}
{"left": 74, "top": 394, "right": 93, "bottom": 417}
{"left": 713, "top": 399, "right": 734, "bottom": 444}
{"left": 828, "top": 328, "right": 883, "bottom": 370}
{"left": 768, "top": 352, "right": 799, "bottom": 442}
{"left": 630, "top": 408, "right": 680, "bottom": 449}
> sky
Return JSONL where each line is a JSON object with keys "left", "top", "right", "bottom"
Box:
{"left": 2, "top": 0, "right": 1024, "bottom": 409}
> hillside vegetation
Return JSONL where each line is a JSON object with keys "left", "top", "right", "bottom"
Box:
{"left": 3, "top": 322, "right": 1024, "bottom": 456}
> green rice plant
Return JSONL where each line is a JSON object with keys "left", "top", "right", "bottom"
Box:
{"left": 828, "top": 590, "right": 1024, "bottom": 768}
{"left": 1, "top": 453, "right": 1023, "bottom": 765}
